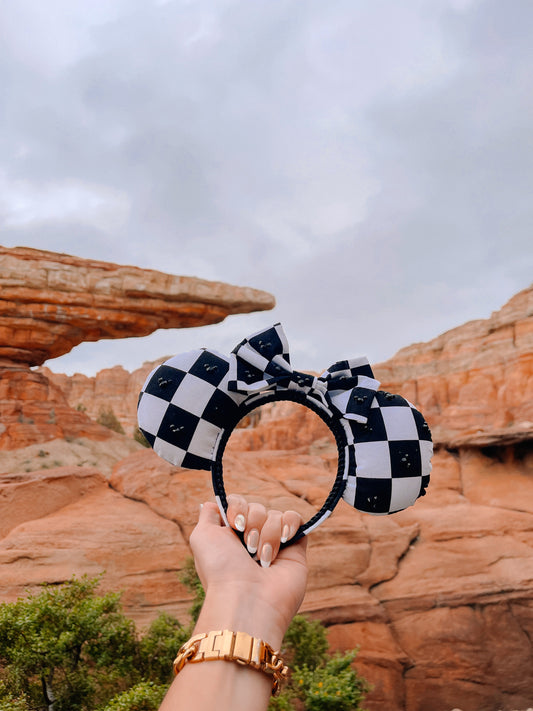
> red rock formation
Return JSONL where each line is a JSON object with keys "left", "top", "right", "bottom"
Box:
{"left": 0, "top": 246, "right": 274, "bottom": 368}
{"left": 0, "top": 246, "right": 274, "bottom": 449}
{"left": 1, "top": 281, "right": 533, "bottom": 711}
{"left": 374, "top": 283, "right": 533, "bottom": 448}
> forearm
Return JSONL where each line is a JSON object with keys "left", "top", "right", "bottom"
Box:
{"left": 159, "top": 588, "right": 287, "bottom": 711}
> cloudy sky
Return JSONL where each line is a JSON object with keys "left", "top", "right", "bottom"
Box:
{"left": 1, "top": 0, "right": 532, "bottom": 376}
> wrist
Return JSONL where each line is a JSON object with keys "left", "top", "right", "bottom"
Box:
{"left": 194, "top": 584, "right": 288, "bottom": 650}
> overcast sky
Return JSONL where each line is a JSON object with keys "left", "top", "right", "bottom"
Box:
{"left": 1, "top": 0, "right": 532, "bottom": 376}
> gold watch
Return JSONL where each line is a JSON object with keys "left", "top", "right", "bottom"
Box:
{"left": 173, "top": 629, "right": 288, "bottom": 696}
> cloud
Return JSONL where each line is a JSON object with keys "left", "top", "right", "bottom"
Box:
{"left": 1, "top": 0, "right": 532, "bottom": 375}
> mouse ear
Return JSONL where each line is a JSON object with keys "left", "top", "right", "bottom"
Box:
{"left": 137, "top": 348, "right": 246, "bottom": 469}
{"left": 342, "top": 391, "right": 432, "bottom": 515}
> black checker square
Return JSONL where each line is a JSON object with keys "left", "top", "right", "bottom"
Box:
{"left": 157, "top": 403, "right": 200, "bottom": 451}
{"left": 143, "top": 365, "right": 186, "bottom": 402}
{"left": 354, "top": 477, "right": 392, "bottom": 514}
{"left": 328, "top": 358, "right": 375, "bottom": 379}
{"left": 348, "top": 403, "right": 387, "bottom": 443}
{"left": 374, "top": 391, "right": 409, "bottom": 408}
{"left": 411, "top": 407, "right": 433, "bottom": 441}
{"left": 388, "top": 440, "right": 422, "bottom": 478}
{"left": 182, "top": 451, "right": 212, "bottom": 470}
{"left": 248, "top": 325, "right": 288, "bottom": 363}
{"left": 188, "top": 350, "right": 229, "bottom": 387}
{"left": 238, "top": 360, "right": 266, "bottom": 387}
{"left": 202, "top": 388, "right": 242, "bottom": 428}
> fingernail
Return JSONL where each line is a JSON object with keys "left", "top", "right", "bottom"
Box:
{"left": 234, "top": 514, "right": 246, "bottom": 532}
{"left": 260, "top": 543, "right": 272, "bottom": 569}
{"left": 247, "top": 529, "right": 259, "bottom": 555}
{"left": 281, "top": 525, "right": 289, "bottom": 543}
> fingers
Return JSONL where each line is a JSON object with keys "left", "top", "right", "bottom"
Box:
{"left": 281, "top": 510, "right": 302, "bottom": 544}
{"left": 226, "top": 494, "right": 303, "bottom": 568}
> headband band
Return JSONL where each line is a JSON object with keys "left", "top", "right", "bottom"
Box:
{"left": 137, "top": 323, "right": 432, "bottom": 546}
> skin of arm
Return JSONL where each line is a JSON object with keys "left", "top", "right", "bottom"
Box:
{"left": 158, "top": 499, "right": 308, "bottom": 711}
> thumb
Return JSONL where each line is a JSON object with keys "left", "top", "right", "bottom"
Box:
{"left": 197, "top": 501, "right": 223, "bottom": 528}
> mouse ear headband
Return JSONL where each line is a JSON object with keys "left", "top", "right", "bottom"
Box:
{"left": 137, "top": 323, "right": 432, "bottom": 546}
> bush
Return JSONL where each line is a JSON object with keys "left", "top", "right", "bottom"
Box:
{"left": 269, "top": 617, "right": 369, "bottom": 711}
{"left": 178, "top": 557, "right": 205, "bottom": 624}
{"left": 138, "top": 613, "right": 189, "bottom": 685}
{"left": 133, "top": 427, "right": 150, "bottom": 447}
{"left": 97, "top": 408, "right": 125, "bottom": 434}
{"left": 0, "top": 575, "right": 138, "bottom": 711}
{"left": 281, "top": 615, "right": 328, "bottom": 670}
{"left": 0, "top": 682, "right": 27, "bottom": 711}
{"left": 100, "top": 681, "right": 167, "bottom": 711}
{"left": 293, "top": 651, "right": 369, "bottom": 711}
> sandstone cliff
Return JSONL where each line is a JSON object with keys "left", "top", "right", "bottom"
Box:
{"left": 1, "top": 275, "right": 532, "bottom": 711}
{"left": 0, "top": 246, "right": 274, "bottom": 449}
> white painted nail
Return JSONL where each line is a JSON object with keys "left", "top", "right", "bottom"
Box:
{"left": 281, "top": 525, "right": 290, "bottom": 543}
{"left": 260, "top": 543, "right": 272, "bottom": 569}
{"left": 247, "top": 529, "right": 259, "bottom": 555}
{"left": 234, "top": 514, "right": 246, "bottom": 532}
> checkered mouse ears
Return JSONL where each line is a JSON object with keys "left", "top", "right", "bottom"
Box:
{"left": 137, "top": 323, "right": 432, "bottom": 546}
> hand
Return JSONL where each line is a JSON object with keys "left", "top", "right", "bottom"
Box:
{"left": 189, "top": 496, "right": 308, "bottom": 649}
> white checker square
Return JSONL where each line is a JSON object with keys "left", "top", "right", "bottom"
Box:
{"left": 138, "top": 393, "right": 170, "bottom": 436}
{"left": 381, "top": 406, "right": 419, "bottom": 440}
{"left": 153, "top": 437, "right": 187, "bottom": 467}
{"left": 390, "top": 477, "right": 423, "bottom": 512}
{"left": 354, "top": 441, "right": 392, "bottom": 479}
{"left": 187, "top": 418, "right": 224, "bottom": 459}
{"left": 170, "top": 373, "right": 217, "bottom": 416}
{"left": 165, "top": 348, "right": 207, "bottom": 372}
{"left": 342, "top": 478, "right": 356, "bottom": 507}
{"left": 421, "top": 440, "right": 433, "bottom": 476}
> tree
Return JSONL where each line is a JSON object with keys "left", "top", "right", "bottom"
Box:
{"left": 0, "top": 575, "right": 137, "bottom": 711}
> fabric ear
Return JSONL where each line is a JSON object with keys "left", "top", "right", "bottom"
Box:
{"left": 137, "top": 348, "right": 247, "bottom": 469}
{"left": 342, "top": 392, "right": 432, "bottom": 515}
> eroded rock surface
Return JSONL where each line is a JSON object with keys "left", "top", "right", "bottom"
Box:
{"left": 0, "top": 246, "right": 274, "bottom": 449}
{"left": 0, "top": 245, "right": 274, "bottom": 367}
{"left": 1, "top": 281, "right": 532, "bottom": 711}
{"left": 375, "top": 283, "right": 533, "bottom": 448}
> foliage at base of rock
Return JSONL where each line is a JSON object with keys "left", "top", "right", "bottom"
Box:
{"left": 0, "top": 572, "right": 369, "bottom": 711}
{"left": 99, "top": 681, "right": 167, "bottom": 711}
{"left": 269, "top": 616, "right": 369, "bottom": 711}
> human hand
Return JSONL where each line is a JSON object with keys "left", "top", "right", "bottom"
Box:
{"left": 189, "top": 496, "right": 308, "bottom": 649}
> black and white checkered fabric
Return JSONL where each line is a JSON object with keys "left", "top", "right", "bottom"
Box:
{"left": 137, "top": 323, "right": 432, "bottom": 541}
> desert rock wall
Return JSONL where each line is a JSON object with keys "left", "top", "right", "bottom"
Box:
{"left": 1, "top": 261, "right": 532, "bottom": 711}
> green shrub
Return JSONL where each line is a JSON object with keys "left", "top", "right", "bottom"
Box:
{"left": 100, "top": 681, "right": 167, "bottom": 711}
{"left": 0, "top": 575, "right": 138, "bottom": 711}
{"left": 178, "top": 557, "right": 205, "bottom": 624}
{"left": 0, "top": 682, "right": 27, "bottom": 711}
{"left": 293, "top": 651, "right": 369, "bottom": 711}
{"left": 133, "top": 427, "right": 150, "bottom": 447}
{"left": 97, "top": 408, "right": 125, "bottom": 434}
{"left": 281, "top": 615, "right": 328, "bottom": 670}
{"left": 269, "top": 617, "right": 369, "bottom": 711}
{"left": 138, "top": 613, "right": 189, "bottom": 685}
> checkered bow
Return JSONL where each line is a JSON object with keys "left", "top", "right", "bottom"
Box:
{"left": 137, "top": 323, "right": 432, "bottom": 531}
{"left": 228, "top": 323, "right": 381, "bottom": 424}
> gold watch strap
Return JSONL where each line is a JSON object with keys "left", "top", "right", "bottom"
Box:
{"left": 173, "top": 629, "right": 288, "bottom": 696}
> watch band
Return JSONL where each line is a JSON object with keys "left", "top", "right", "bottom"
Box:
{"left": 173, "top": 629, "right": 288, "bottom": 696}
